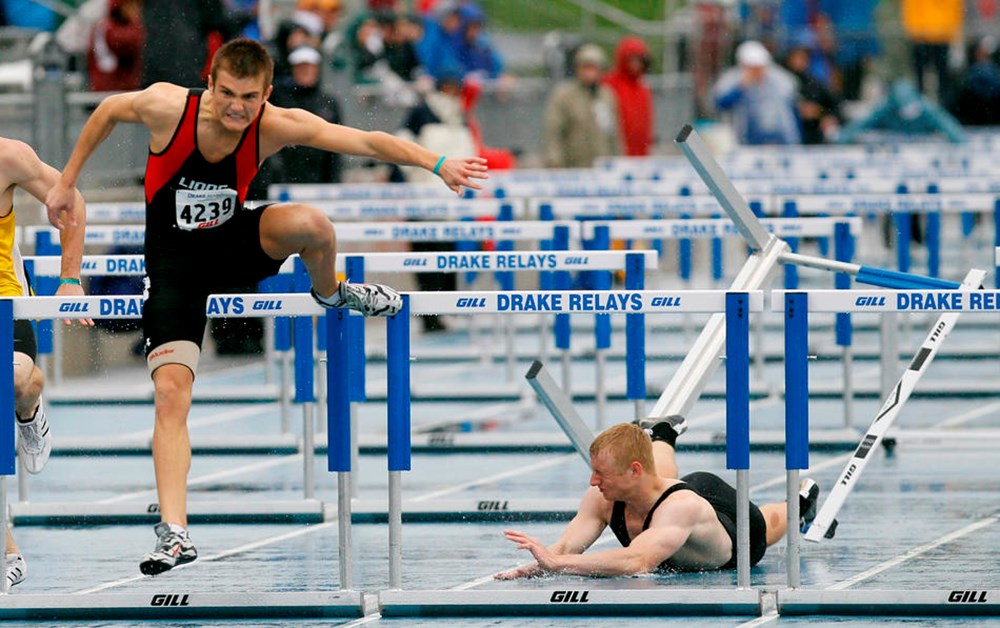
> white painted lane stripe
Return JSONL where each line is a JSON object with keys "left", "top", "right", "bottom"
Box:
{"left": 73, "top": 521, "right": 338, "bottom": 595}
{"left": 114, "top": 403, "right": 279, "bottom": 440}
{"left": 936, "top": 399, "right": 1000, "bottom": 428}
{"left": 827, "top": 514, "right": 999, "bottom": 591}
{"left": 411, "top": 455, "right": 576, "bottom": 502}
{"left": 99, "top": 454, "right": 301, "bottom": 503}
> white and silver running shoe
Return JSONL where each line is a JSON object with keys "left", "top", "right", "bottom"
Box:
{"left": 17, "top": 399, "right": 51, "bottom": 474}
{"left": 139, "top": 523, "right": 198, "bottom": 576}
{"left": 312, "top": 280, "right": 403, "bottom": 317}
{"left": 5, "top": 553, "right": 25, "bottom": 588}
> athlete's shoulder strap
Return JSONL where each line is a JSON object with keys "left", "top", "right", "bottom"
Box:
{"left": 609, "top": 501, "right": 631, "bottom": 547}
{"left": 642, "top": 482, "right": 694, "bottom": 532}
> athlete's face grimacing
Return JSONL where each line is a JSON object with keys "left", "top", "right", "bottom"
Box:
{"left": 208, "top": 70, "right": 273, "bottom": 132}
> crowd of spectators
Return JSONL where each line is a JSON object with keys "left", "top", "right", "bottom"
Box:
{"left": 4, "top": 1, "right": 1000, "bottom": 156}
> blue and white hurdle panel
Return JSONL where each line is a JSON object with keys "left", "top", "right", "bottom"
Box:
{"left": 0, "top": 290, "right": 764, "bottom": 618}
{"left": 775, "top": 283, "right": 1000, "bottom": 616}
{"left": 379, "top": 289, "right": 766, "bottom": 616}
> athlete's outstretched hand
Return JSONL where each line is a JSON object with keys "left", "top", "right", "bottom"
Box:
{"left": 500, "top": 529, "right": 562, "bottom": 574}
{"left": 44, "top": 181, "right": 77, "bottom": 230}
{"left": 435, "top": 156, "right": 488, "bottom": 196}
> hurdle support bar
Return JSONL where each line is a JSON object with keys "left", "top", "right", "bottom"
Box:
{"left": 524, "top": 360, "right": 593, "bottom": 465}
{"left": 379, "top": 588, "right": 762, "bottom": 617}
{"left": 0, "top": 592, "right": 363, "bottom": 620}
{"left": 777, "top": 589, "right": 1000, "bottom": 616}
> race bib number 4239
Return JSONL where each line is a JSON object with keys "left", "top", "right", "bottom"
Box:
{"left": 175, "top": 188, "right": 238, "bottom": 230}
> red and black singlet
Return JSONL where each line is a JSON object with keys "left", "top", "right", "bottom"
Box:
{"left": 143, "top": 88, "right": 263, "bottom": 275}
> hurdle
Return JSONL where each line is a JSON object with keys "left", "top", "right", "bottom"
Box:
{"left": 379, "top": 288, "right": 766, "bottom": 616}
{"left": 0, "top": 294, "right": 364, "bottom": 617}
{"left": 776, "top": 284, "right": 1000, "bottom": 616}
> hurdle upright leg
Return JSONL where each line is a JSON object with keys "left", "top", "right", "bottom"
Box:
{"left": 1, "top": 300, "right": 15, "bottom": 594}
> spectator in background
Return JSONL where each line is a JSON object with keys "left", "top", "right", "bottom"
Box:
{"left": 259, "top": 46, "right": 343, "bottom": 188}
{"left": 544, "top": 44, "right": 620, "bottom": 168}
{"left": 901, "top": 0, "right": 963, "bottom": 102}
{"left": 142, "top": 0, "right": 227, "bottom": 87}
{"left": 416, "top": 1, "right": 463, "bottom": 82}
{"left": 784, "top": 31, "right": 842, "bottom": 145}
{"left": 948, "top": 35, "right": 1000, "bottom": 126}
{"left": 712, "top": 40, "right": 801, "bottom": 145}
{"left": 822, "top": 0, "right": 879, "bottom": 102}
{"left": 384, "top": 11, "right": 424, "bottom": 81}
{"left": 396, "top": 69, "right": 473, "bottom": 333}
{"left": 837, "top": 79, "right": 966, "bottom": 144}
{"left": 272, "top": 9, "right": 324, "bottom": 80}
{"left": 87, "top": 0, "right": 144, "bottom": 92}
{"left": 455, "top": 4, "right": 503, "bottom": 80}
{"left": 604, "top": 35, "right": 654, "bottom": 156}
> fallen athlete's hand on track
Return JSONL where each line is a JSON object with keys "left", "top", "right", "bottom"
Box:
{"left": 44, "top": 181, "right": 77, "bottom": 230}
{"left": 436, "top": 156, "right": 488, "bottom": 196}
{"left": 55, "top": 282, "right": 94, "bottom": 327}
{"left": 493, "top": 562, "right": 543, "bottom": 580}
{"left": 502, "top": 529, "right": 562, "bottom": 573}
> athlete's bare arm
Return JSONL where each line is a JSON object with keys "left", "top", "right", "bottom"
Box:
{"left": 259, "top": 105, "right": 489, "bottom": 196}
{"left": 500, "top": 492, "right": 698, "bottom": 577}
{"left": 0, "top": 138, "right": 91, "bottom": 324}
{"left": 495, "top": 487, "right": 610, "bottom": 579}
{"left": 45, "top": 83, "right": 187, "bottom": 217}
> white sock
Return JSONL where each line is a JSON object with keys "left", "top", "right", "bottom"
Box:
{"left": 315, "top": 284, "right": 344, "bottom": 307}
{"left": 167, "top": 523, "right": 189, "bottom": 538}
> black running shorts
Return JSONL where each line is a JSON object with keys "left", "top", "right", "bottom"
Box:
{"left": 13, "top": 319, "right": 36, "bottom": 362}
{"left": 142, "top": 205, "right": 285, "bottom": 354}
{"left": 680, "top": 471, "right": 768, "bottom": 568}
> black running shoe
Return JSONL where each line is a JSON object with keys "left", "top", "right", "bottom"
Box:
{"left": 799, "top": 478, "right": 820, "bottom": 532}
{"left": 634, "top": 415, "right": 688, "bottom": 446}
{"left": 140, "top": 523, "right": 198, "bottom": 575}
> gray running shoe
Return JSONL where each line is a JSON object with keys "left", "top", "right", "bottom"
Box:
{"left": 5, "top": 553, "right": 25, "bottom": 588}
{"left": 17, "top": 399, "right": 51, "bottom": 474}
{"left": 140, "top": 523, "right": 198, "bottom": 575}
{"left": 312, "top": 281, "right": 402, "bottom": 317}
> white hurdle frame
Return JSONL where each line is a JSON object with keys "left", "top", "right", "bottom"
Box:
{"left": 775, "top": 285, "right": 1000, "bottom": 616}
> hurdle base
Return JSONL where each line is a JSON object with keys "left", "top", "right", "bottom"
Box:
{"left": 10, "top": 500, "right": 324, "bottom": 526}
{"left": 379, "top": 588, "right": 762, "bottom": 617}
{"left": 778, "top": 589, "right": 1000, "bottom": 616}
{"left": 0, "top": 591, "right": 363, "bottom": 620}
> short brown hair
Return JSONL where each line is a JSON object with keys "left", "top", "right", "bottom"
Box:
{"left": 210, "top": 39, "right": 274, "bottom": 89}
{"left": 590, "top": 423, "right": 654, "bottom": 474}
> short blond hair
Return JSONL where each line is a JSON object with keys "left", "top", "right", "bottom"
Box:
{"left": 590, "top": 423, "right": 654, "bottom": 474}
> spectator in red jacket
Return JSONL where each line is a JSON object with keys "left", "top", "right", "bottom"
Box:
{"left": 604, "top": 35, "right": 654, "bottom": 156}
{"left": 87, "top": 0, "right": 144, "bottom": 92}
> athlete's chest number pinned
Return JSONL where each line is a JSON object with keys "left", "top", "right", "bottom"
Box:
{"left": 176, "top": 188, "right": 238, "bottom": 231}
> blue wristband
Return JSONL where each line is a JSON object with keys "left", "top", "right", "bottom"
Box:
{"left": 433, "top": 155, "right": 446, "bottom": 176}
{"left": 59, "top": 278, "right": 81, "bottom": 286}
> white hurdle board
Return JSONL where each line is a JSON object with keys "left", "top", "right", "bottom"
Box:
{"left": 379, "top": 588, "right": 762, "bottom": 617}
{"left": 0, "top": 591, "right": 363, "bottom": 620}
{"left": 778, "top": 589, "right": 1000, "bottom": 616}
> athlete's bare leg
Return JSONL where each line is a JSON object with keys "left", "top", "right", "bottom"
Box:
{"left": 151, "top": 364, "right": 194, "bottom": 527}
{"left": 651, "top": 441, "right": 679, "bottom": 479}
{"left": 12, "top": 353, "right": 43, "bottom": 419}
{"left": 759, "top": 502, "right": 789, "bottom": 546}
{"left": 258, "top": 203, "right": 339, "bottom": 298}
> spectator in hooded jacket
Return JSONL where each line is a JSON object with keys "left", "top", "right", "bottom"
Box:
{"left": 87, "top": 0, "right": 144, "bottom": 92}
{"left": 603, "top": 35, "right": 654, "bottom": 156}
{"left": 544, "top": 44, "right": 620, "bottom": 168}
